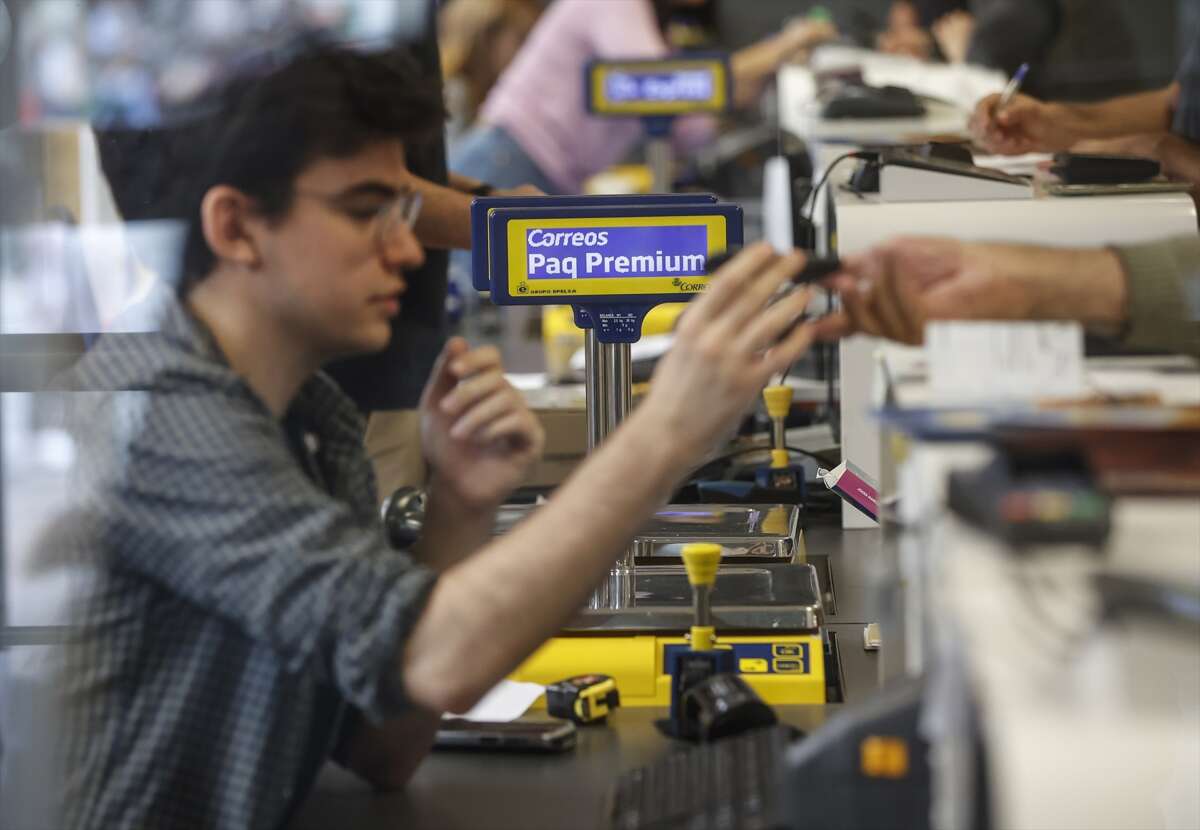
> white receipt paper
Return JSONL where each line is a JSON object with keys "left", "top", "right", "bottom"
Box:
{"left": 925, "top": 321, "right": 1086, "bottom": 404}
{"left": 443, "top": 679, "right": 546, "bottom": 722}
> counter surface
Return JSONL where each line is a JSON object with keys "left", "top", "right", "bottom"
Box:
{"left": 291, "top": 705, "right": 830, "bottom": 830}
{"left": 291, "top": 523, "right": 886, "bottom": 830}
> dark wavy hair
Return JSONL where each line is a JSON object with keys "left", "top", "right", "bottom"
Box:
{"left": 96, "top": 41, "right": 446, "bottom": 292}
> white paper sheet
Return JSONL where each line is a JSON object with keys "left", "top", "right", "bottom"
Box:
{"left": 974, "top": 152, "right": 1053, "bottom": 177}
{"left": 444, "top": 680, "right": 546, "bottom": 722}
{"left": 925, "top": 321, "right": 1086, "bottom": 404}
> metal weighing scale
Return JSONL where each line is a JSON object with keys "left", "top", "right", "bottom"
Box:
{"left": 471, "top": 59, "right": 825, "bottom": 705}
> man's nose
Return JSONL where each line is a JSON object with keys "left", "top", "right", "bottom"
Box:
{"left": 380, "top": 221, "right": 425, "bottom": 272}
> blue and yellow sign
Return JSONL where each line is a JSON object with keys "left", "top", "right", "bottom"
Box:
{"left": 469, "top": 194, "right": 717, "bottom": 292}
{"left": 487, "top": 204, "right": 742, "bottom": 306}
{"left": 585, "top": 56, "right": 732, "bottom": 117}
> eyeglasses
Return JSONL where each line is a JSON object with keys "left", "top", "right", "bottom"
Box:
{"left": 293, "top": 187, "right": 423, "bottom": 250}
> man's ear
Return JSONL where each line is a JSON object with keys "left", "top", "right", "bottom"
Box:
{"left": 199, "top": 185, "right": 262, "bottom": 269}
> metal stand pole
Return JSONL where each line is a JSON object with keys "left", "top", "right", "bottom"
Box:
{"left": 584, "top": 120, "right": 672, "bottom": 610}
{"left": 584, "top": 329, "right": 610, "bottom": 451}
{"left": 646, "top": 137, "right": 673, "bottom": 194}
{"left": 585, "top": 329, "right": 635, "bottom": 609}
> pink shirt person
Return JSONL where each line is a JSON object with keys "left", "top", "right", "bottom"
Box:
{"left": 478, "top": 0, "right": 716, "bottom": 194}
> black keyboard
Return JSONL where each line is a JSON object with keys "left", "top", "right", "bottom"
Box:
{"left": 608, "top": 725, "right": 798, "bottom": 830}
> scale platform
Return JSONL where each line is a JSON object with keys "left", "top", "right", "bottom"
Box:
{"left": 496, "top": 503, "right": 803, "bottom": 564}
{"left": 511, "top": 562, "right": 827, "bottom": 706}
{"left": 633, "top": 504, "right": 802, "bottom": 564}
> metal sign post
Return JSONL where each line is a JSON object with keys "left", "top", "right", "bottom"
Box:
{"left": 475, "top": 199, "right": 742, "bottom": 611}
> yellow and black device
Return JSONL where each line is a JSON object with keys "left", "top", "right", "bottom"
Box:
{"left": 514, "top": 632, "right": 825, "bottom": 707}
{"left": 511, "top": 540, "right": 826, "bottom": 707}
{"left": 662, "top": 544, "right": 735, "bottom": 736}
{"left": 545, "top": 674, "right": 621, "bottom": 724}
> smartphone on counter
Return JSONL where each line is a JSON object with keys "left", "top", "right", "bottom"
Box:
{"left": 434, "top": 719, "right": 578, "bottom": 753}
{"left": 1043, "top": 181, "right": 1193, "bottom": 197}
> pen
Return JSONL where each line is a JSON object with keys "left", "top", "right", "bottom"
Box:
{"left": 996, "top": 62, "right": 1030, "bottom": 112}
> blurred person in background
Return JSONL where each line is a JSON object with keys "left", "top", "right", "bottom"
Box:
{"left": 438, "top": 0, "right": 544, "bottom": 140}
{"left": 449, "top": 0, "right": 837, "bottom": 195}
{"left": 326, "top": 0, "right": 471, "bottom": 502}
{"left": 971, "top": 32, "right": 1200, "bottom": 189}
{"left": 325, "top": 0, "right": 542, "bottom": 502}
{"left": 875, "top": 0, "right": 945, "bottom": 61}
{"left": 45, "top": 39, "right": 819, "bottom": 830}
{"left": 877, "top": 0, "right": 1141, "bottom": 101}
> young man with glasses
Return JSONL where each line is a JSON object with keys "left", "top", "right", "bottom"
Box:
{"left": 51, "top": 44, "right": 818, "bottom": 830}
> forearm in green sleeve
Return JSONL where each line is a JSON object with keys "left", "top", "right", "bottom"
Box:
{"left": 1112, "top": 236, "right": 1200, "bottom": 358}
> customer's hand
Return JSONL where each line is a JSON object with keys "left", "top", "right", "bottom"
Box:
{"left": 639, "top": 244, "right": 817, "bottom": 460}
{"left": 811, "top": 238, "right": 1038, "bottom": 345}
{"left": 970, "top": 93, "right": 1076, "bottom": 154}
{"left": 1152, "top": 133, "right": 1200, "bottom": 187}
{"left": 420, "top": 338, "right": 544, "bottom": 509}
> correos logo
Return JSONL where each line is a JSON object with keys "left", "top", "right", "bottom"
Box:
{"left": 528, "top": 229, "right": 610, "bottom": 248}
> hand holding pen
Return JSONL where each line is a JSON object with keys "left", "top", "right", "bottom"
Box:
{"left": 969, "top": 63, "right": 1068, "bottom": 156}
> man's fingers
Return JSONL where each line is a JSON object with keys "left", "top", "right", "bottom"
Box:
{"left": 713, "top": 250, "right": 808, "bottom": 338}
{"left": 682, "top": 243, "right": 778, "bottom": 330}
{"left": 892, "top": 262, "right": 932, "bottom": 343}
{"left": 809, "top": 311, "right": 854, "bottom": 341}
{"left": 869, "top": 269, "right": 911, "bottom": 342}
{"left": 449, "top": 387, "right": 524, "bottom": 441}
{"left": 419, "top": 337, "right": 470, "bottom": 409}
{"left": 763, "top": 320, "right": 817, "bottom": 378}
{"left": 479, "top": 411, "right": 543, "bottom": 450}
{"left": 840, "top": 280, "right": 887, "bottom": 337}
{"left": 996, "top": 98, "right": 1037, "bottom": 129}
{"left": 440, "top": 370, "right": 506, "bottom": 418}
{"left": 449, "top": 344, "right": 502, "bottom": 380}
{"left": 875, "top": 267, "right": 923, "bottom": 344}
{"left": 971, "top": 94, "right": 1000, "bottom": 131}
{"left": 735, "top": 287, "right": 812, "bottom": 353}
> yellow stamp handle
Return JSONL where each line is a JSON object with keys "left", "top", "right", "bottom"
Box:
{"left": 681, "top": 543, "right": 721, "bottom": 587}
{"left": 762, "top": 385, "right": 793, "bottom": 420}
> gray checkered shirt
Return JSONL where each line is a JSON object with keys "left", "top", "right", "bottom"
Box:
{"left": 52, "top": 299, "right": 437, "bottom": 830}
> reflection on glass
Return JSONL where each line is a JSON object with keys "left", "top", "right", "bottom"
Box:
{"left": 1, "top": 221, "right": 185, "bottom": 336}
{"left": 0, "top": 1, "right": 12, "bottom": 65}
{"left": 17, "top": 0, "right": 429, "bottom": 126}
{"left": 2, "top": 7, "right": 437, "bottom": 827}
{"left": 1186, "top": 272, "right": 1200, "bottom": 323}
